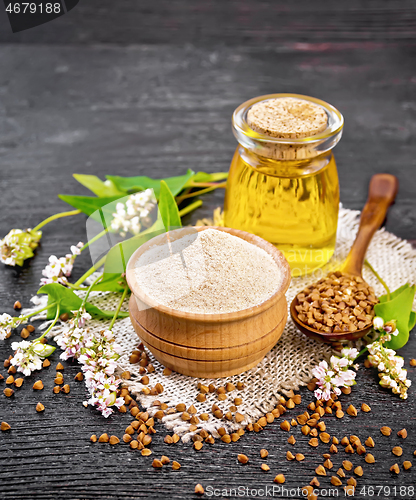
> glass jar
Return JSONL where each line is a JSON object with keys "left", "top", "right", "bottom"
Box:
{"left": 224, "top": 94, "right": 344, "bottom": 277}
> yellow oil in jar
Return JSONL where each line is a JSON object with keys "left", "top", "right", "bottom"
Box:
{"left": 224, "top": 148, "right": 339, "bottom": 276}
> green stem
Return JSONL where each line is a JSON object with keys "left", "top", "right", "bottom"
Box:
{"left": 17, "top": 303, "right": 55, "bottom": 323}
{"left": 79, "top": 228, "right": 110, "bottom": 253}
{"left": 76, "top": 274, "right": 103, "bottom": 320}
{"left": 175, "top": 187, "right": 192, "bottom": 204}
{"left": 188, "top": 181, "right": 227, "bottom": 188}
{"left": 357, "top": 332, "right": 383, "bottom": 358}
{"left": 39, "top": 304, "right": 60, "bottom": 339}
{"left": 74, "top": 255, "right": 106, "bottom": 287}
{"left": 33, "top": 209, "right": 81, "bottom": 232}
{"left": 66, "top": 282, "right": 87, "bottom": 291}
{"left": 108, "top": 285, "right": 129, "bottom": 331}
{"left": 364, "top": 259, "right": 391, "bottom": 299}
{"left": 178, "top": 200, "right": 203, "bottom": 218}
{"left": 176, "top": 185, "right": 221, "bottom": 204}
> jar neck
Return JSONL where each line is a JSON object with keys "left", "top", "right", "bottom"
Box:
{"left": 238, "top": 146, "right": 333, "bottom": 178}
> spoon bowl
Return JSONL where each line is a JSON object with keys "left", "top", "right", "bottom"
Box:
{"left": 290, "top": 292, "right": 373, "bottom": 342}
{"left": 290, "top": 173, "right": 398, "bottom": 343}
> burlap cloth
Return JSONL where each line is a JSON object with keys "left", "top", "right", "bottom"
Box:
{"left": 27, "top": 207, "right": 416, "bottom": 443}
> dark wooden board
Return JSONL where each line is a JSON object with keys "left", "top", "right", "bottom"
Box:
{"left": 1, "top": 0, "right": 416, "bottom": 45}
{"left": 0, "top": 3, "right": 416, "bottom": 499}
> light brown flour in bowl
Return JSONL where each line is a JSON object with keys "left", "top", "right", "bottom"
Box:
{"left": 134, "top": 229, "right": 282, "bottom": 314}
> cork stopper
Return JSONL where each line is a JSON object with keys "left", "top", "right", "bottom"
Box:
{"left": 247, "top": 97, "right": 328, "bottom": 139}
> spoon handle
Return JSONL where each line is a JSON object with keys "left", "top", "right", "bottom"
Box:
{"left": 342, "top": 173, "right": 399, "bottom": 277}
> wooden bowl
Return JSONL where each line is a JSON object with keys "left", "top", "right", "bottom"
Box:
{"left": 126, "top": 226, "right": 291, "bottom": 378}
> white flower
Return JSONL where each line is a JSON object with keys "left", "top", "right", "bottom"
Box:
{"left": 368, "top": 338, "right": 411, "bottom": 399}
{"left": 70, "top": 243, "right": 83, "bottom": 256}
{"left": 10, "top": 339, "right": 46, "bottom": 376}
{"left": 0, "top": 313, "right": 25, "bottom": 340}
{"left": 111, "top": 189, "right": 156, "bottom": 237}
{"left": 312, "top": 349, "right": 357, "bottom": 401}
{"left": 394, "top": 356, "right": 404, "bottom": 369}
{"left": 40, "top": 242, "right": 83, "bottom": 287}
{"left": 11, "top": 340, "right": 31, "bottom": 351}
{"left": 341, "top": 347, "right": 359, "bottom": 360}
{"left": 331, "top": 355, "right": 349, "bottom": 370}
{"left": 373, "top": 316, "right": 384, "bottom": 330}
{"left": 56, "top": 309, "right": 93, "bottom": 360}
{"left": 0, "top": 313, "right": 14, "bottom": 340}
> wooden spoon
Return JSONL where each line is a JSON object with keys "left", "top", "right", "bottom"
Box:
{"left": 290, "top": 173, "right": 399, "bottom": 343}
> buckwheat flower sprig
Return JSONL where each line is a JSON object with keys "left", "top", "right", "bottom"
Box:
{"left": 313, "top": 347, "right": 359, "bottom": 400}
{"left": 40, "top": 242, "right": 83, "bottom": 287}
{"left": 367, "top": 317, "right": 411, "bottom": 399}
{"left": 0, "top": 209, "right": 80, "bottom": 267}
{"left": 0, "top": 228, "right": 42, "bottom": 267}
{"left": 9, "top": 306, "right": 61, "bottom": 376}
{"left": 55, "top": 274, "right": 128, "bottom": 417}
{"left": 0, "top": 299, "right": 61, "bottom": 341}
{"left": 87, "top": 372, "right": 125, "bottom": 418}
{"left": 111, "top": 189, "right": 157, "bottom": 237}
{"left": 55, "top": 308, "right": 92, "bottom": 360}
{"left": 10, "top": 339, "right": 55, "bottom": 376}
{"left": 79, "top": 281, "right": 128, "bottom": 417}
{"left": 80, "top": 329, "right": 125, "bottom": 418}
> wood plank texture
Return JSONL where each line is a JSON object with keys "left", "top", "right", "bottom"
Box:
{"left": 0, "top": 2, "right": 415, "bottom": 499}
{"left": 1, "top": 1, "right": 416, "bottom": 45}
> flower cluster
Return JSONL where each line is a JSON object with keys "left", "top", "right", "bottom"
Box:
{"left": 0, "top": 313, "right": 24, "bottom": 340}
{"left": 0, "top": 228, "right": 42, "bottom": 267}
{"left": 367, "top": 317, "right": 411, "bottom": 399}
{"left": 40, "top": 242, "right": 83, "bottom": 286}
{"left": 111, "top": 189, "right": 156, "bottom": 237}
{"left": 55, "top": 309, "right": 92, "bottom": 359}
{"left": 312, "top": 347, "right": 358, "bottom": 400}
{"left": 80, "top": 329, "right": 124, "bottom": 417}
{"left": 10, "top": 339, "right": 55, "bottom": 376}
{"left": 57, "top": 311, "right": 124, "bottom": 417}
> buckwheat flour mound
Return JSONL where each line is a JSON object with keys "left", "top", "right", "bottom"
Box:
{"left": 134, "top": 229, "right": 283, "bottom": 314}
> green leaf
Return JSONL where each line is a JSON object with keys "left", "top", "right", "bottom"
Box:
{"left": 85, "top": 301, "right": 129, "bottom": 319}
{"left": 106, "top": 170, "right": 195, "bottom": 198}
{"left": 374, "top": 284, "right": 416, "bottom": 350}
{"left": 89, "top": 273, "right": 126, "bottom": 293}
{"left": 378, "top": 284, "right": 410, "bottom": 303}
{"left": 409, "top": 311, "right": 416, "bottom": 331}
{"left": 38, "top": 283, "right": 81, "bottom": 319}
{"left": 58, "top": 194, "right": 123, "bottom": 218}
{"left": 38, "top": 283, "right": 129, "bottom": 320}
{"left": 186, "top": 171, "right": 228, "bottom": 184}
{"left": 73, "top": 174, "right": 125, "bottom": 197}
{"left": 159, "top": 180, "right": 181, "bottom": 232}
